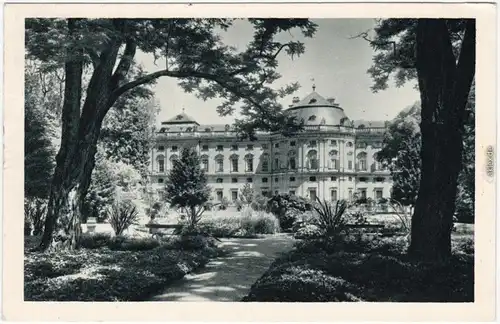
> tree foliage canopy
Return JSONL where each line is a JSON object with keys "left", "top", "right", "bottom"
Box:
{"left": 366, "top": 19, "right": 469, "bottom": 92}
{"left": 24, "top": 69, "right": 57, "bottom": 199}
{"left": 25, "top": 18, "right": 318, "bottom": 139}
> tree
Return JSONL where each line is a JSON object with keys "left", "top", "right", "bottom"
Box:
{"left": 26, "top": 18, "right": 317, "bottom": 250}
{"left": 164, "top": 148, "right": 211, "bottom": 229}
{"left": 376, "top": 103, "right": 421, "bottom": 209}
{"left": 239, "top": 183, "right": 255, "bottom": 206}
{"left": 24, "top": 70, "right": 56, "bottom": 199}
{"left": 377, "top": 99, "right": 475, "bottom": 221}
{"left": 82, "top": 149, "right": 116, "bottom": 223}
{"left": 99, "top": 68, "right": 159, "bottom": 177}
{"left": 365, "top": 19, "right": 475, "bottom": 260}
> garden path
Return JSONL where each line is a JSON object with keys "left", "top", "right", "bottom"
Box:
{"left": 150, "top": 234, "right": 295, "bottom": 302}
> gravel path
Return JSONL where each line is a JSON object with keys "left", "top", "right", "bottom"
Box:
{"left": 150, "top": 234, "right": 295, "bottom": 301}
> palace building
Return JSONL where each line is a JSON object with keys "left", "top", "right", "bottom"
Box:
{"left": 149, "top": 88, "right": 392, "bottom": 203}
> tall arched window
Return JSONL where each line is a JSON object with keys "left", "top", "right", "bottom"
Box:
{"left": 288, "top": 150, "right": 297, "bottom": 170}
{"left": 347, "top": 151, "right": 353, "bottom": 170}
{"left": 357, "top": 152, "right": 367, "bottom": 171}
{"left": 372, "top": 153, "right": 382, "bottom": 171}
{"left": 230, "top": 154, "right": 239, "bottom": 172}
{"left": 215, "top": 154, "right": 224, "bottom": 172}
{"left": 307, "top": 150, "right": 318, "bottom": 169}
{"left": 200, "top": 154, "right": 209, "bottom": 172}
{"left": 157, "top": 155, "right": 165, "bottom": 173}
{"left": 329, "top": 150, "right": 339, "bottom": 170}
{"left": 261, "top": 153, "right": 269, "bottom": 172}
{"left": 245, "top": 154, "right": 254, "bottom": 172}
{"left": 273, "top": 154, "right": 280, "bottom": 170}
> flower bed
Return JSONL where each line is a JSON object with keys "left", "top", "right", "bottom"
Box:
{"left": 242, "top": 232, "right": 474, "bottom": 302}
{"left": 24, "top": 234, "right": 223, "bottom": 301}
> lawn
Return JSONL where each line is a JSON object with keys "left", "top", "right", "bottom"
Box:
{"left": 24, "top": 234, "right": 224, "bottom": 301}
{"left": 242, "top": 226, "right": 474, "bottom": 302}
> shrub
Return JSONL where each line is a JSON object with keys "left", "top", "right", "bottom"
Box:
{"left": 107, "top": 199, "right": 140, "bottom": 236}
{"left": 311, "top": 198, "right": 349, "bottom": 237}
{"left": 267, "top": 194, "right": 310, "bottom": 231}
{"left": 198, "top": 209, "right": 280, "bottom": 238}
{"left": 240, "top": 208, "right": 280, "bottom": 236}
{"left": 251, "top": 195, "right": 268, "bottom": 211}
{"left": 294, "top": 223, "right": 322, "bottom": 239}
{"left": 78, "top": 233, "right": 112, "bottom": 249}
{"left": 219, "top": 197, "right": 229, "bottom": 210}
{"left": 108, "top": 236, "right": 160, "bottom": 251}
{"left": 24, "top": 198, "right": 48, "bottom": 236}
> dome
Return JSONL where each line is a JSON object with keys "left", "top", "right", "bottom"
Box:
{"left": 286, "top": 91, "right": 350, "bottom": 126}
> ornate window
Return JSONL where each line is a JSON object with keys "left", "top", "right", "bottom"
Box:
{"left": 346, "top": 141, "right": 353, "bottom": 148}
{"left": 171, "top": 145, "right": 178, "bottom": 152}
{"left": 308, "top": 140, "right": 317, "bottom": 147}
{"left": 372, "top": 153, "right": 382, "bottom": 171}
{"left": 245, "top": 154, "right": 254, "bottom": 172}
{"left": 330, "top": 140, "right": 337, "bottom": 146}
{"left": 157, "top": 155, "right": 165, "bottom": 173}
{"left": 331, "top": 189, "right": 338, "bottom": 201}
{"left": 216, "top": 145, "right": 224, "bottom": 151}
{"left": 201, "top": 144, "right": 209, "bottom": 151}
{"left": 200, "top": 154, "right": 209, "bottom": 172}
{"left": 262, "top": 177, "right": 268, "bottom": 183}
{"left": 288, "top": 150, "right": 297, "bottom": 170}
{"left": 308, "top": 115, "right": 317, "bottom": 121}
{"left": 357, "top": 152, "right": 367, "bottom": 171}
{"left": 347, "top": 151, "right": 353, "bottom": 170}
{"left": 158, "top": 145, "right": 165, "bottom": 151}
{"left": 274, "top": 155, "right": 280, "bottom": 170}
{"left": 230, "top": 154, "right": 239, "bottom": 172}
{"left": 169, "top": 154, "right": 178, "bottom": 162}
{"left": 261, "top": 153, "right": 269, "bottom": 172}
{"left": 329, "top": 150, "right": 339, "bottom": 170}
{"left": 215, "top": 154, "right": 224, "bottom": 172}
{"left": 306, "top": 150, "right": 318, "bottom": 169}
{"left": 158, "top": 178, "right": 164, "bottom": 184}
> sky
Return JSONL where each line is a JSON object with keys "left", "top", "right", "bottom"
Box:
{"left": 136, "top": 19, "right": 420, "bottom": 126}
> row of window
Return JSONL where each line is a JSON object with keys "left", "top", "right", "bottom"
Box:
{"left": 211, "top": 188, "right": 384, "bottom": 202}
{"left": 157, "top": 176, "right": 385, "bottom": 184}
{"left": 156, "top": 140, "right": 382, "bottom": 152}
{"left": 157, "top": 156, "right": 382, "bottom": 173}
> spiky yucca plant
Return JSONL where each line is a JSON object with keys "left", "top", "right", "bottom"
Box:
{"left": 311, "top": 197, "right": 349, "bottom": 237}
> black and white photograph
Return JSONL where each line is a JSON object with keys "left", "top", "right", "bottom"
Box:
{"left": 2, "top": 2, "right": 497, "bottom": 322}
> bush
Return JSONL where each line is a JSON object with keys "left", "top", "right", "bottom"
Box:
{"left": 250, "top": 195, "right": 268, "bottom": 211}
{"left": 107, "top": 199, "right": 140, "bottom": 236}
{"left": 108, "top": 236, "right": 160, "bottom": 251}
{"left": 198, "top": 208, "right": 280, "bottom": 238}
{"left": 310, "top": 198, "right": 349, "bottom": 237}
{"left": 78, "top": 233, "right": 112, "bottom": 249}
{"left": 240, "top": 208, "right": 280, "bottom": 236}
{"left": 24, "top": 198, "right": 48, "bottom": 236}
{"left": 267, "top": 194, "right": 310, "bottom": 231}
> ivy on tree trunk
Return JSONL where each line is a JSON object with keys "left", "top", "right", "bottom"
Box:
{"left": 409, "top": 19, "right": 475, "bottom": 260}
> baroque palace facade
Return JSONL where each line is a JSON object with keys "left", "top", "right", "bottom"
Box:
{"left": 149, "top": 88, "right": 392, "bottom": 203}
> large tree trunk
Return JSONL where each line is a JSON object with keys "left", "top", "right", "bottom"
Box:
{"left": 409, "top": 19, "right": 475, "bottom": 260}
{"left": 39, "top": 21, "right": 124, "bottom": 251}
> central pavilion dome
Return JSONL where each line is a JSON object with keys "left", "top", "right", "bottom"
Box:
{"left": 286, "top": 88, "right": 349, "bottom": 126}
